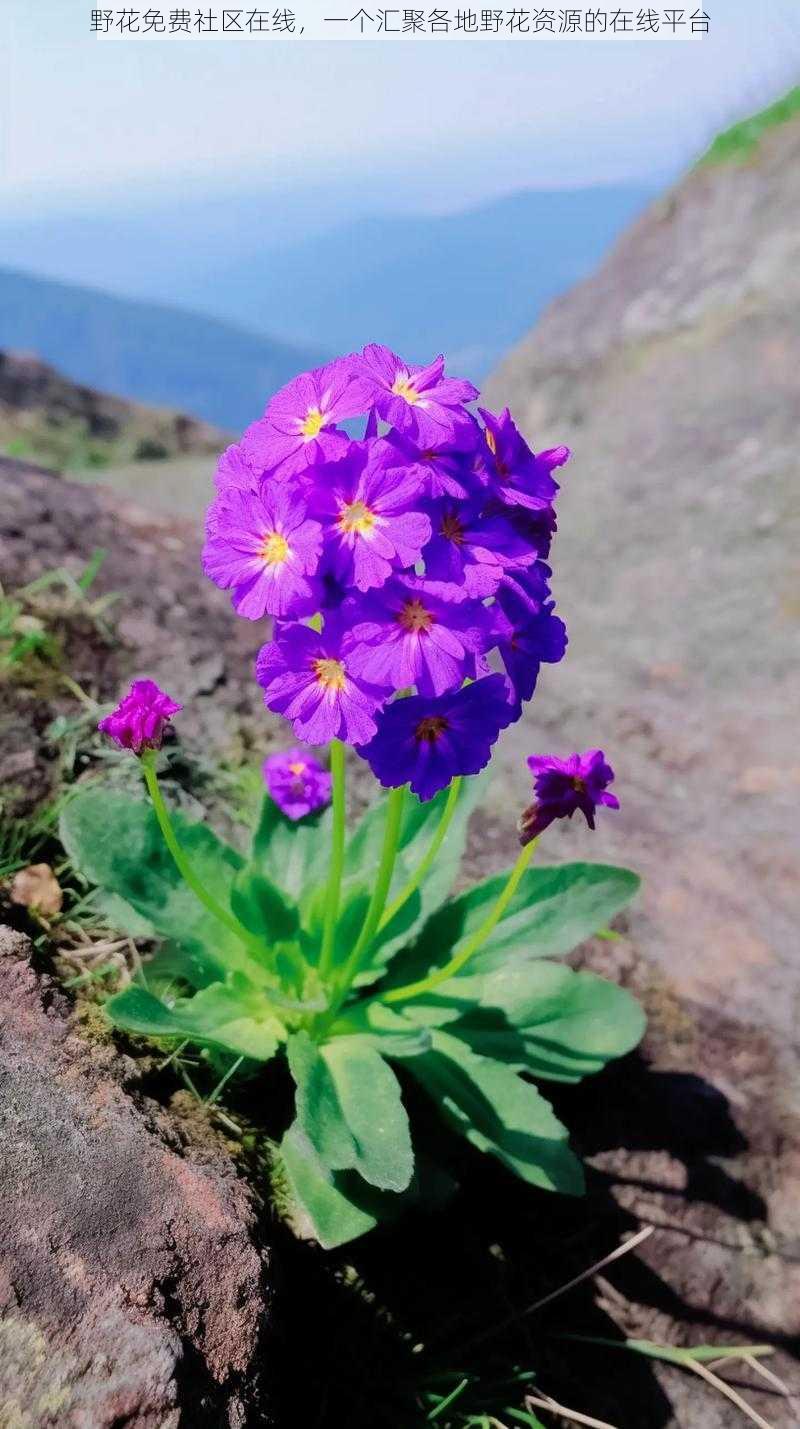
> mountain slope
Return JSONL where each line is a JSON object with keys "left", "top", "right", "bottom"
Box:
{"left": 0, "top": 349, "right": 226, "bottom": 473}
{"left": 196, "top": 185, "right": 652, "bottom": 377}
{"left": 0, "top": 267, "right": 323, "bottom": 432}
{"left": 484, "top": 110, "right": 800, "bottom": 1044}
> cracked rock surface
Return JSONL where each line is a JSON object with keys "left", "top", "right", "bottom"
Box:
{"left": 0, "top": 926, "right": 271, "bottom": 1428}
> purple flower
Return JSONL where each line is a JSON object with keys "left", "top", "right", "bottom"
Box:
{"left": 241, "top": 358, "right": 365, "bottom": 479}
{"left": 346, "top": 576, "right": 494, "bottom": 697}
{"left": 202, "top": 484, "right": 323, "bottom": 620}
{"left": 263, "top": 747, "right": 332, "bottom": 820}
{"left": 493, "top": 572, "right": 567, "bottom": 714}
{"left": 97, "top": 680, "right": 182, "bottom": 756}
{"left": 256, "top": 620, "right": 390, "bottom": 746}
{"left": 382, "top": 428, "right": 479, "bottom": 500}
{"left": 351, "top": 344, "right": 478, "bottom": 446}
{"left": 505, "top": 504, "right": 558, "bottom": 564}
{"left": 497, "top": 602, "right": 567, "bottom": 716}
{"left": 519, "top": 750, "right": 619, "bottom": 845}
{"left": 358, "top": 676, "right": 513, "bottom": 802}
{"left": 213, "top": 441, "right": 261, "bottom": 494}
{"left": 496, "top": 558, "right": 555, "bottom": 613}
{"left": 479, "top": 407, "right": 569, "bottom": 511}
{"left": 423, "top": 498, "right": 538, "bottom": 599}
{"left": 312, "top": 441, "right": 431, "bottom": 593}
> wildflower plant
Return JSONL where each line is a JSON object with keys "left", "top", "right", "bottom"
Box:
{"left": 60, "top": 346, "right": 644, "bottom": 1247}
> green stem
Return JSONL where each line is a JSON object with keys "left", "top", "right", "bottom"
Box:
{"left": 318, "top": 739, "right": 347, "bottom": 980}
{"left": 333, "top": 785, "right": 406, "bottom": 1005}
{"left": 382, "top": 839, "right": 536, "bottom": 1005}
{"left": 141, "top": 751, "right": 260, "bottom": 951}
{"left": 379, "top": 776, "right": 461, "bottom": 932}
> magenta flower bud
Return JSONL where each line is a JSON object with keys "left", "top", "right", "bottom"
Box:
{"left": 519, "top": 750, "right": 619, "bottom": 845}
{"left": 97, "top": 680, "right": 182, "bottom": 756}
{"left": 263, "top": 747, "right": 332, "bottom": 821}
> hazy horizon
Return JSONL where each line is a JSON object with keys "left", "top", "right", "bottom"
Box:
{"left": 4, "top": 2, "right": 799, "bottom": 219}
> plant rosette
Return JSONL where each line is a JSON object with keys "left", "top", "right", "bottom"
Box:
{"left": 61, "top": 345, "right": 643, "bottom": 1249}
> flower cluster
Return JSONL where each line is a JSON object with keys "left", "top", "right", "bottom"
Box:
{"left": 203, "top": 345, "right": 569, "bottom": 801}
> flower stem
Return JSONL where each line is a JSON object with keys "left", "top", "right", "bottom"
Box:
{"left": 332, "top": 785, "right": 405, "bottom": 1006}
{"left": 141, "top": 750, "right": 258, "bottom": 951}
{"left": 379, "top": 776, "right": 462, "bottom": 932}
{"left": 381, "top": 838, "right": 537, "bottom": 1005}
{"left": 318, "top": 739, "right": 347, "bottom": 980}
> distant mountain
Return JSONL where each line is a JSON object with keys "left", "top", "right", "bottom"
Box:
{"left": 0, "top": 268, "right": 323, "bottom": 432}
{"left": 187, "top": 185, "right": 653, "bottom": 377}
{"left": 0, "top": 185, "right": 653, "bottom": 400}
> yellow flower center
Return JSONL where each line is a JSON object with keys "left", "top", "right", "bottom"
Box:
{"left": 398, "top": 598, "right": 434, "bottom": 634}
{"left": 391, "top": 374, "right": 420, "bottom": 405}
{"left": 414, "top": 715, "right": 449, "bottom": 744}
{"left": 312, "top": 657, "right": 347, "bottom": 691}
{"left": 259, "top": 531, "right": 290, "bottom": 565}
{"left": 301, "top": 407, "right": 326, "bottom": 439}
{"left": 288, "top": 760, "right": 307, "bottom": 776}
{"left": 338, "top": 499, "right": 376, "bottom": 535}
{"left": 440, "top": 512, "right": 465, "bottom": 545}
{"left": 485, "top": 428, "right": 497, "bottom": 455}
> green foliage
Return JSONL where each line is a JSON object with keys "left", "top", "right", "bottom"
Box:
{"left": 61, "top": 775, "right": 642, "bottom": 1249}
{"left": 698, "top": 85, "right": 800, "bottom": 166}
{"left": 410, "top": 1031, "right": 584, "bottom": 1194}
{"left": 104, "top": 980, "right": 284, "bottom": 1059}
{"left": 289, "top": 1031, "right": 413, "bottom": 1191}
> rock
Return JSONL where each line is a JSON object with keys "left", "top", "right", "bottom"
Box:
{"left": 0, "top": 926, "right": 271, "bottom": 1428}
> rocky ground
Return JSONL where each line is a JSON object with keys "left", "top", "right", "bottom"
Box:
{"left": 0, "top": 925, "right": 270, "bottom": 1428}
{"left": 1, "top": 450, "right": 798, "bottom": 1426}
{"left": 485, "top": 114, "right": 800, "bottom": 1053}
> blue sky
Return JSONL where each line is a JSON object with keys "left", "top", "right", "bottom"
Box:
{"left": 2, "top": 0, "right": 799, "bottom": 219}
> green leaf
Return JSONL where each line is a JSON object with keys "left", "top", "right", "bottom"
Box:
{"left": 409, "top": 1030, "right": 584, "bottom": 1194}
{"left": 106, "top": 977, "right": 285, "bottom": 1060}
{"left": 60, "top": 788, "right": 250, "bottom": 974}
{"left": 136, "top": 938, "right": 226, "bottom": 993}
{"left": 385, "top": 862, "right": 640, "bottom": 990}
{"left": 331, "top": 1001, "right": 433, "bottom": 1058}
{"left": 275, "top": 1122, "right": 380, "bottom": 1249}
{"left": 287, "top": 1031, "right": 358, "bottom": 1170}
{"left": 322, "top": 1039, "right": 414, "bottom": 1191}
{"left": 251, "top": 795, "right": 332, "bottom": 901}
{"left": 401, "top": 962, "right": 645, "bottom": 1082}
{"left": 92, "top": 891, "right": 157, "bottom": 940}
{"left": 474, "top": 963, "right": 645, "bottom": 1080}
{"left": 230, "top": 864, "right": 299, "bottom": 942}
{"left": 287, "top": 1032, "right": 414, "bottom": 1192}
{"left": 274, "top": 1123, "right": 456, "bottom": 1250}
